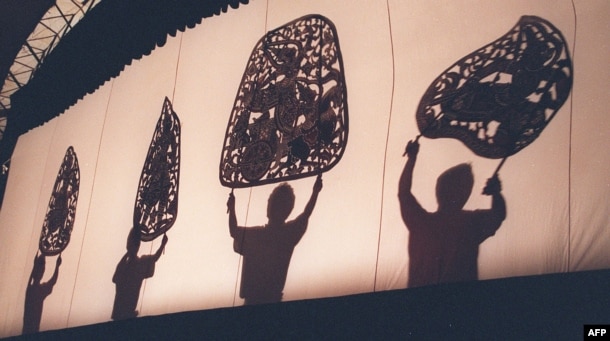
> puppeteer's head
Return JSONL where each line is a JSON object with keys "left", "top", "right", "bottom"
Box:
{"left": 267, "top": 182, "right": 295, "bottom": 224}
{"left": 436, "top": 163, "right": 474, "bottom": 211}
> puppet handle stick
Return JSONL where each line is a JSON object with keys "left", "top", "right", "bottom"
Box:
{"left": 482, "top": 157, "right": 507, "bottom": 195}
{"left": 492, "top": 157, "right": 507, "bottom": 177}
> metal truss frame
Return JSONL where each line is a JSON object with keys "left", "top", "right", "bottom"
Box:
{"left": 0, "top": 0, "right": 101, "bottom": 141}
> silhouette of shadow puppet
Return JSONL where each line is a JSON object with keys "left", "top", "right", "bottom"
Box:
{"left": 219, "top": 15, "right": 348, "bottom": 189}
{"left": 23, "top": 253, "right": 61, "bottom": 334}
{"left": 399, "top": 140, "right": 506, "bottom": 287}
{"left": 111, "top": 228, "right": 167, "bottom": 320}
{"left": 414, "top": 16, "right": 572, "bottom": 176}
{"left": 227, "top": 176, "right": 323, "bottom": 305}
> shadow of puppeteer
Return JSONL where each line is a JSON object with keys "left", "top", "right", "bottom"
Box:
{"left": 111, "top": 228, "right": 167, "bottom": 320}
{"left": 227, "top": 175, "right": 323, "bottom": 305}
{"left": 23, "top": 253, "right": 61, "bottom": 334}
{"left": 399, "top": 140, "right": 507, "bottom": 288}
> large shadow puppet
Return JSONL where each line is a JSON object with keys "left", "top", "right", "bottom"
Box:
{"left": 220, "top": 15, "right": 347, "bottom": 304}
{"left": 112, "top": 97, "right": 179, "bottom": 320}
{"left": 415, "top": 16, "right": 572, "bottom": 166}
{"left": 24, "top": 146, "right": 79, "bottom": 334}
{"left": 219, "top": 14, "right": 348, "bottom": 188}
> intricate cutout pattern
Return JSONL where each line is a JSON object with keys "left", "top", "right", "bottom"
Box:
{"left": 134, "top": 97, "right": 180, "bottom": 241}
{"left": 220, "top": 14, "right": 348, "bottom": 188}
{"left": 39, "top": 146, "right": 80, "bottom": 256}
{"left": 416, "top": 16, "right": 573, "bottom": 159}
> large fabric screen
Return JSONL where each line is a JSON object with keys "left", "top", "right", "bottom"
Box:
{"left": 0, "top": 0, "right": 608, "bottom": 337}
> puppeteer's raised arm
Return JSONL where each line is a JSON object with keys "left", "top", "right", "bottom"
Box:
{"left": 299, "top": 175, "right": 323, "bottom": 220}
{"left": 227, "top": 192, "right": 239, "bottom": 238}
{"left": 152, "top": 234, "right": 169, "bottom": 261}
{"left": 48, "top": 255, "right": 62, "bottom": 286}
{"left": 398, "top": 139, "right": 419, "bottom": 201}
{"left": 398, "top": 139, "right": 429, "bottom": 229}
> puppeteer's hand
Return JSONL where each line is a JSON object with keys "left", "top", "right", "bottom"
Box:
{"left": 313, "top": 174, "right": 323, "bottom": 193}
{"left": 227, "top": 192, "right": 235, "bottom": 213}
{"left": 403, "top": 139, "right": 420, "bottom": 158}
{"left": 483, "top": 175, "right": 502, "bottom": 195}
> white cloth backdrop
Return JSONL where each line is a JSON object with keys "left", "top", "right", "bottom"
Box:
{"left": 0, "top": 0, "right": 608, "bottom": 337}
